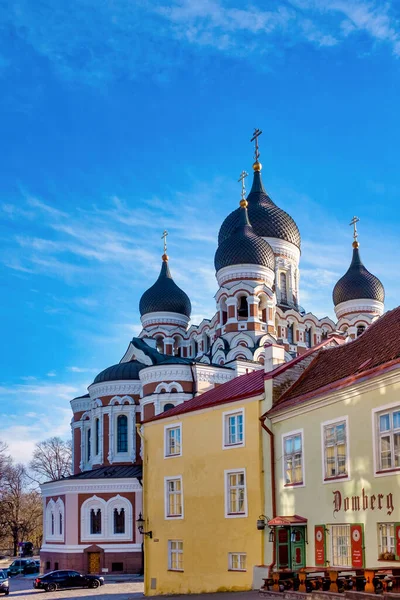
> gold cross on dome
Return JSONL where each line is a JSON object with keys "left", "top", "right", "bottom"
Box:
{"left": 250, "top": 128, "right": 263, "bottom": 162}
{"left": 238, "top": 170, "right": 248, "bottom": 200}
{"left": 349, "top": 216, "right": 360, "bottom": 242}
{"left": 161, "top": 230, "right": 168, "bottom": 254}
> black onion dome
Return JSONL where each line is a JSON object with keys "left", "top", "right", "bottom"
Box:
{"left": 214, "top": 206, "right": 275, "bottom": 271}
{"left": 333, "top": 245, "right": 385, "bottom": 306}
{"left": 218, "top": 168, "right": 301, "bottom": 249}
{"left": 139, "top": 259, "right": 191, "bottom": 317}
{"left": 93, "top": 360, "right": 145, "bottom": 384}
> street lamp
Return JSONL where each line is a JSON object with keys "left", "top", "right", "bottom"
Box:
{"left": 136, "top": 512, "right": 153, "bottom": 539}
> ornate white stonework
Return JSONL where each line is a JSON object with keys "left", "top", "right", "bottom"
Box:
{"left": 89, "top": 381, "right": 141, "bottom": 399}
{"left": 139, "top": 366, "right": 193, "bottom": 383}
{"left": 70, "top": 397, "right": 90, "bottom": 414}
{"left": 216, "top": 263, "right": 275, "bottom": 287}
{"left": 335, "top": 298, "right": 384, "bottom": 320}
{"left": 141, "top": 310, "right": 190, "bottom": 329}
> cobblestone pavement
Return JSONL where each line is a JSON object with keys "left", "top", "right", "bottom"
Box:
{"left": 8, "top": 576, "right": 260, "bottom": 599}
{"left": 7, "top": 577, "right": 144, "bottom": 599}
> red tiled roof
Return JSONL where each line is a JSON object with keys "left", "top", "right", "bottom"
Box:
{"left": 263, "top": 337, "right": 340, "bottom": 381}
{"left": 144, "top": 368, "right": 265, "bottom": 423}
{"left": 269, "top": 307, "right": 400, "bottom": 415}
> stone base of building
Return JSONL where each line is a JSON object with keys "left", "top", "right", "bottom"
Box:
{"left": 40, "top": 547, "right": 142, "bottom": 575}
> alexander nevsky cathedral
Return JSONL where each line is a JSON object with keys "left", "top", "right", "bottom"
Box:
{"left": 40, "top": 131, "right": 385, "bottom": 575}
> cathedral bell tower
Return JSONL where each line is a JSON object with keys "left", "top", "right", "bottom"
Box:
{"left": 139, "top": 232, "right": 192, "bottom": 357}
{"left": 214, "top": 166, "right": 276, "bottom": 340}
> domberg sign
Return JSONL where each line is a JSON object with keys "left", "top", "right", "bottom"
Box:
{"left": 333, "top": 488, "right": 394, "bottom": 516}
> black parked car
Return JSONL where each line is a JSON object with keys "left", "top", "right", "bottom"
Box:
{"left": 0, "top": 570, "right": 9, "bottom": 595}
{"left": 33, "top": 570, "right": 104, "bottom": 592}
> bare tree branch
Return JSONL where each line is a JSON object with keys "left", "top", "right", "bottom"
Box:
{"left": 28, "top": 437, "right": 72, "bottom": 484}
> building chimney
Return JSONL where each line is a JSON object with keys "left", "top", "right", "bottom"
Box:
{"left": 264, "top": 343, "right": 285, "bottom": 373}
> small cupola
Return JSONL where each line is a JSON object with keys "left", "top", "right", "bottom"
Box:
{"left": 333, "top": 217, "right": 384, "bottom": 319}
{"left": 139, "top": 232, "right": 192, "bottom": 330}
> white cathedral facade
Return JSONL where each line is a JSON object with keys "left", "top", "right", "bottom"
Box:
{"left": 40, "top": 133, "right": 385, "bottom": 575}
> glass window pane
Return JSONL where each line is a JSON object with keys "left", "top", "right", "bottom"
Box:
{"left": 117, "top": 415, "right": 128, "bottom": 453}
{"left": 380, "top": 435, "right": 392, "bottom": 469}
{"left": 380, "top": 414, "right": 390, "bottom": 432}
{"left": 394, "top": 412, "right": 400, "bottom": 430}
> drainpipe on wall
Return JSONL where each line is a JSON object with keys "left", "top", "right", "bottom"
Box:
{"left": 260, "top": 414, "right": 276, "bottom": 575}
{"left": 190, "top": 363, "right": 198, "bottom": 397}
{"left": 136, "top": 424, "right": 145, "bottom": 577}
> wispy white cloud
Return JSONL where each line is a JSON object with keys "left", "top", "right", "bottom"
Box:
{"left": 1, "top": 409, "right": 72, "bottom": 464}
{"left": 1, "top": 0, "right": 399, "bottom": 87}
{"left": 67, "top": 366, "right": 99, "bottom": 373}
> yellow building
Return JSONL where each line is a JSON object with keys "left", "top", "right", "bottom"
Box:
{"left": 141, "top": 367, "right": 267, "bottom": 596}
{"left": 263, "top": 307, "right": 400, "bottom": 578}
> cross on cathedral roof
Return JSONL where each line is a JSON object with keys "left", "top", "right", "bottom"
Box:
{"left": 349, "top": 216, "right": 360, "bottom": 247}
{"left": 161, "top": 229, "right": 168, "bottom": 261}
{"left": 250, "top": 127, "right": 262, "bottom": 166}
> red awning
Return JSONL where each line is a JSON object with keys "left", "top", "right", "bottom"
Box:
{"left": 268, "top": 515, "right": 308, "bottom": 526}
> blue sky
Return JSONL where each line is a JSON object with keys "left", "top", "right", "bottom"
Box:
{"left": 1, "top": 0, "right": 399, "bottom": 462}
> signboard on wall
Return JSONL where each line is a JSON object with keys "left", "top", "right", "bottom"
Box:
{"left": 315, "top": 525, "right": 326, "bottom": 566}
{"left": 350, "top": 524, "right": 364, "bottom": 568}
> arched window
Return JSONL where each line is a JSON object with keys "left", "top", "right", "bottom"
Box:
{"left": 156, "top": 336, "right": 164, "bottom": 353}
{"left": 59, "top": 513, "right": 63, "bottom": 536}
{"left": 51, "top": 513, "right": 55, "bottom": 536}
{"left": 237, "top": 296, "right": 248, "bottom": 319}
{"left": 95, "top": 418, "right": 100, "bottom": 456}
{"left": 173, "top": 336, "right": 181, "bottom": 357}
{"left": 357, "top": 325, "right": 366, "bottom": 337}
{"left": 204, "top": 333, "right": 210, "bottom": 353}
{"left": 87, "top": 428, "right": 91, "bottom": 462}
{"left": 220, "top": 298, "right": 228, "bottom": 325}
{"left": 305, "top": 327, "right": 312, "bottom": 348}
{"left": 258, "top": 294, "right": 268, "bottom": 322}
{"left": 280, "top": 272, "right": 287, "bottom": 303}
{"left": 114, "top": 507, "right": 125, "bottom": 534}
{"left": 163, "top": 403, "right": 175, "bottom": 412}
{"left": 90, "top": 508, "right": 102, "bottom": 535}
{"left": 321, "top": 330, "right": 328, "bottom": 340}
{"left": 117, "top": 415, "right": 128, "bottom": 453}
{"left": 287, "top": 323, "right": 294, "bottom": 344}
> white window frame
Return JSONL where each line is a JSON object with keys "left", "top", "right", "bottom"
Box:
{"left": 378, "top": 523, "right": 396, "bottom": 558}
{"left": 224, "top": 468, "right": 248, "bottom": 518}
{"left": 321, "top": 416, "right": 350, "bottom": 483}
{"left": 330, "top": 523, "right": 351, "bottom": 567}
{"left": 228, "top": 552, "right": 247, "bottom": 571}
{"left": 372, "top": 402, "right": 400, "bottom": 476}
{"left": 223, "top": 408, "right": 245, "bottom": 449}
{"left": 282, "top": 429, "right": 305, "bottom": 487}
{"left": 168, "top": 540, "right": 184, "bottom": 571}
{"left": 45, "top": 498, "right": 65, "bottom": 542}
{"left": 106, "top": 494, "right": 133, "bottom": 541}
{"left": 164, "top": 423, "right": 182, "bottom": 458}
{"left": 114, "top": 411, "right": 130, "bottom": 457}
{"left": 164, "top": 476, "right": 184, "bottom": 520}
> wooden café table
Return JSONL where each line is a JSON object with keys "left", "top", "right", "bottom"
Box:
{"left": 298, "top": 567, "right": 356, "bottom": 593}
